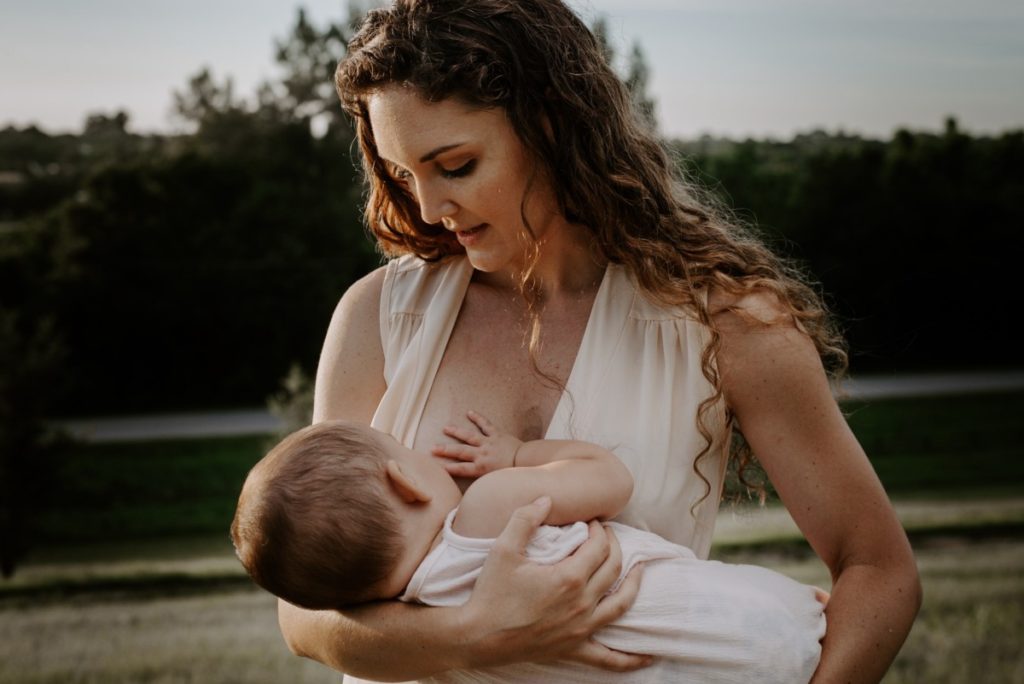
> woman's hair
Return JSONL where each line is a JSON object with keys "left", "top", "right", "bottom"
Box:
{"left": 231, "top": 421, "right": 401, "bottom": 609}
{"left": 335, "top": 0, "right": 847, "bottom": 501}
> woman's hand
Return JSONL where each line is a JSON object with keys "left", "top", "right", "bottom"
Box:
{"left": 460, "top": 496, "right": 651, "bottom": 672}
{"left": 432, "top": 410, "right": 523, "bottom": 477}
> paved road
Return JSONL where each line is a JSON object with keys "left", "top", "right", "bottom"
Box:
{"left": 55, "top": 370, "right": 1024, "bottom": 443}
{"left": 837, "top": 369, "right": 1024, "bottom": 400}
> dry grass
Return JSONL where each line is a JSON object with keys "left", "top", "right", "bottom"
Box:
{"left": 718, "top": 537, "right": 1024, "bottom": 684}
{"left": 1, "top": 537, "right": 1021, "bottom": 683}
{"left": 884, "top": 539, "right": 1024, "bottom": 684}
{"left": 0, "top": 590, "right": 336, "bottom": 684}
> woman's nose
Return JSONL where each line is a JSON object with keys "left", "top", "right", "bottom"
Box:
{"left": 416, "top": 181, "right": 458, "bottom": 225}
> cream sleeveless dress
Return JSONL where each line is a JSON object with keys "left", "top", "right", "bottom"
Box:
{"left": 346, "top": 254, "right": 730, "bottom": 683}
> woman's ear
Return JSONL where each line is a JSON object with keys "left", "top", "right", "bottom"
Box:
{"left": 385, "top": 459, "right": 433, "bottom": 504}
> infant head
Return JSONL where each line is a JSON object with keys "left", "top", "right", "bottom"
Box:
{"left": 231, "top": 421, "right": 402, "bottom": 609}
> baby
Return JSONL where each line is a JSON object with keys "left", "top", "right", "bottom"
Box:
{"left": 232, "top": 415, "right": 827, "bottom": 683}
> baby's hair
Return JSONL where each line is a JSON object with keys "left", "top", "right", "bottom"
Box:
{"left": 231, "top": 421, "right": 402, "bottom": 609}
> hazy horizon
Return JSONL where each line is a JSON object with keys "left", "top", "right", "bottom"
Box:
{"left": 2, "top": 0, "right": 1022, "bottom": 140}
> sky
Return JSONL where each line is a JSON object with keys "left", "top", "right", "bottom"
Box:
{"left": 1, "top": 0, "right": 1022, "bottom": 140}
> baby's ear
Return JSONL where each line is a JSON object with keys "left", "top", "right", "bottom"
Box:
{"left": 385, "top": 460, "right": 433, "bottom": 504}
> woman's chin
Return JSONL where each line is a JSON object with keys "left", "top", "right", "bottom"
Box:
{"left": 464, "top": 250, "right": 508, "bottom": 274}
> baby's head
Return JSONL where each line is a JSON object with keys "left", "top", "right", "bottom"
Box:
{"left": 231, "top": 421, "right": 402, "bottom": 609}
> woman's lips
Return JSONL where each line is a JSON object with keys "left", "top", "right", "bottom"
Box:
{"left": 455, "top": 223, "right": 487, "bottom": 246}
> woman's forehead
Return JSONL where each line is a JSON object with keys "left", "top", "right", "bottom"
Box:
{"left": 367, "top": 86, "right": 506, "bottom": 162}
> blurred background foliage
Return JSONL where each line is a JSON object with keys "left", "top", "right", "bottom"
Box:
{"left": 0, "top": 10, "right": 1022, "bottom": 680}
{"left": 1, "top": 9, "right": 1020, "bottom": 419}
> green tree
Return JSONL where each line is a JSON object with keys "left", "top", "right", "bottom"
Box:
{"left": 590, "top": 17, "right": 658, "bottom": 131}
{"left": 171, "top": 68, "right": 244, "bottom": 129}
{"left": 0, "top": 213, "right": 72, "bottom": 576}
{"left": 269, "top": 8, "right": 350, "bottom": 131}
{"left": 673, "top": 121, "right": 1024, "bottom": 372}
{"left": 625, "top": 43, "right": 657, "bottom": 131}
{"left": 0, "top": 313, "right": 70, "bottom": 578}
{"left": 83, "top": 110, "right": 129, "bottom": 137}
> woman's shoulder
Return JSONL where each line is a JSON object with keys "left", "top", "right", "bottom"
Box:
{"left": 383, "top": 253, "right": 471, "bottom": 316}
{"left": 314, "top": 265, "right": 390, "bottom": 424}
{"left": 331, "top": 263, "right": 389, "bottom": 323}
{"left": 709, "top": 285, "right": 824, "bottom": 409}
{"left": 708, "top": 286, "right": 792, "bottom": 331}
{"left": 332, "top": 254, "right": 467, "bottom": 319}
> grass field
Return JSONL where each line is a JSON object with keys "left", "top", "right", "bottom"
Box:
{"left": 2, "top": 390, "right": 1022, "bottom": 682}
{"left": 720, "top": 536, "right": 1024, "bottom": 684}
{"left": 842, "top": 391, "right": 1024, "bottom": 495}
{"left": 30, "top": 389, "right": 1024, "bottom": 547}
{"left": 1, "top": 536, "right": 1020, "bottom": 684}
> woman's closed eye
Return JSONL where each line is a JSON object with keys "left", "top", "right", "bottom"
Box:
{"left": 386, "top": 160, "right": 474, "bottom": 185}
{"left": 440, "top": 159, "right": 476, "bottom": 179}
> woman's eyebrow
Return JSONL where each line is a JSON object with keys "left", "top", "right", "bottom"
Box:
{"left": 419, "top": 143, "right": 467, "bottom": 163}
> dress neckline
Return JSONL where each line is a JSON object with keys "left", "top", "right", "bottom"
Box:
{"left": 413, "top": 258, "right": 620, "bottom": 445}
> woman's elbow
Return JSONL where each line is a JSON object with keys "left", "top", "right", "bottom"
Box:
{"left": 905, "top": 556, "right": 924, "bottom": 616}
{"left": 890, "top": 535, "right": 923, "bottom": 614}
{"left": 866, "top": 538, "right": 923, "bottom": 621}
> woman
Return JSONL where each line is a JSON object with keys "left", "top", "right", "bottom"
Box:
{"left": 278, "top": 1, "right": 921, "bottom": 682}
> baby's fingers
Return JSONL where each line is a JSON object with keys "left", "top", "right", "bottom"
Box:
{"left": 466, "top": 410, "right": 496, "bottom": 436}
{"left": 443, "top": 460, "right": 486, "bottom": 478}
{"left": 442, "top": 424, "right": 483, "bottom": 446}
{"left": 431, "top": 443, "right": 479, "bottom": 461}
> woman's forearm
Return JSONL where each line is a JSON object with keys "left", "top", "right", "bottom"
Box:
{"left": 810, "top": 557, "right": 922, "bottom": 683}
{"left": 278, "top": 598, "right": 476, "bottom": 681}
{"left": 277, "top": 499, "right": 650, "bottom": 680}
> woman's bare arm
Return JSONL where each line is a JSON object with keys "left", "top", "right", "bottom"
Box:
{"left": 278, "top": 600, "right": 469, "bottom": 680}
{"left": 715, "top": 292, "right": 922, "bottom": 684}
{"left": 279, "top": 500, "right": 645, "bottom": 679}
{"left": 309, "top": 267, "right": 388, "bottom": 426}
{"left": 277, "top": 266, "right": 646, "bottom": 679}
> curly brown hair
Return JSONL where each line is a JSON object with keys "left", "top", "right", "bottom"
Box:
{"left": 335, "top": 0, "right": 847, "bottom": 502}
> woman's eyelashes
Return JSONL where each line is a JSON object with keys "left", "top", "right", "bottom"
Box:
{"left": 439, "top": 159, "right": 476, "bottom": 179}
{"left": 387, "top": 159, "right": 475, "bottom": 187}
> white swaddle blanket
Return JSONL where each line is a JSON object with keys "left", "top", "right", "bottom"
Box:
{"left": 398, "top": 509, "right": 825, "bottom": 684}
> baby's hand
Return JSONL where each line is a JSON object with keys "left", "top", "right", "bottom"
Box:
{"left": 432, "top": 410, "right": 522, "bottom": 478}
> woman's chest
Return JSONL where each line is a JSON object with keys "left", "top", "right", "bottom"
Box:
{"left": 411, "top": 288, "right": 592, "bottom": 453}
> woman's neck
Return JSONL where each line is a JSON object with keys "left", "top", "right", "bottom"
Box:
{"left": 475, "top": 222, "right": 606, "bottom": 300}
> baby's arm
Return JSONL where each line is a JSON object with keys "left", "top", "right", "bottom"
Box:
{"left": 434, "top": 411, "right": 633, "bottom": 538}
{"left": 437, "top": 412, "right": 829, "bottom": 681}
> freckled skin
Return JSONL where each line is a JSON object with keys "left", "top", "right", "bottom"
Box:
{"left": 368, "top": 86, "right": 567, "bottom": 279}
{"left": 367, "top": 85, "right": 606, "bottom": 455}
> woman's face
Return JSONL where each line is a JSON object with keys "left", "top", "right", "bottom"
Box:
{"left": 367, "top": 85, "right": 563, "bottom": 274}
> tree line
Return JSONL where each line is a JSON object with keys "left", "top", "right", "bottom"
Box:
{"left": 2, "top": 12, "right": 1021, "bottom": 421}
{"left": 676, "top": 120, "right": 1022, "bottom": 376}
{"left": 2, "top": 5, "right": 1022, "bottom": 579}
